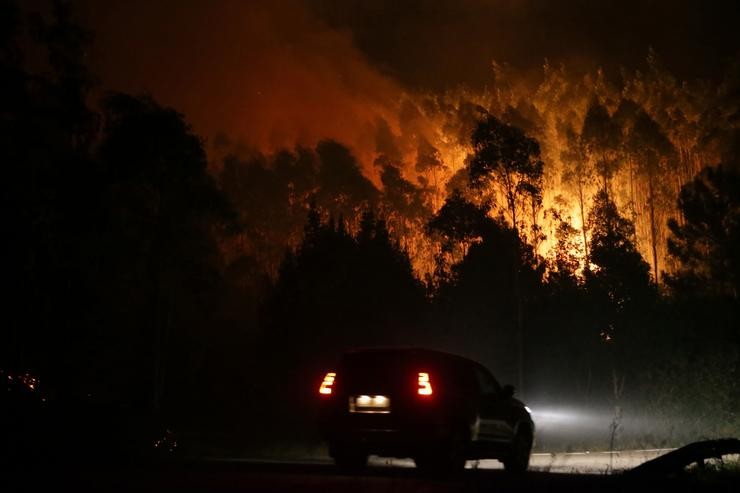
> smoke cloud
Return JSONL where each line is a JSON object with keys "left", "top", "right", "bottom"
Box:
{"left": 82, "top": 0, "right": 740, "bottom": 172}
{"left": 83, "top": 0, "right": 405, "bottom": 172}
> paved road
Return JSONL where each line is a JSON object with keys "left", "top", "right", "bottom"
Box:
{"left": 6, "top": 450, "right": 736, "bottom": 493}
{"left": 364, "top": 448, "right": 675, "bottom": 473}
{"left": 0, "top": 461, "right": 652, "bottom": 493}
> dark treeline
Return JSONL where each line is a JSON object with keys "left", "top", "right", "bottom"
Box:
{"left": 1, "top": 0, "right": 238, "bottom": 424}
{"left": 2, "top": 0, "right": 738, "bottom": 455}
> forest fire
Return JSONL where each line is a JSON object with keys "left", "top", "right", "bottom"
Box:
{"left": 81, "top": 1, "right": 739, "bottom": 282}
{"left": 3, "top": 0, "right": 740, "bottom": 476}
{"left": 210, "top": 62, "right": 732, "bottom": 282}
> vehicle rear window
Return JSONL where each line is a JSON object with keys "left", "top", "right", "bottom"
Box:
{"left": 338, "top": 350, "right": 456, "bottom": 396}
{"left": 340, "top": 351, "right": 414, "bottom": 385}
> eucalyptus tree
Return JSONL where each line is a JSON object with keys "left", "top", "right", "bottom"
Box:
{"left": 666, "top": 164, "right": 740, "bottom": 299}
{"left": 581, "top": 99, "right": 621, "bottom": 195}
{"left": 466, "top": 112, "right": 544, "bottom": 395}
{"left": 626, "top": 110, "right": 675, "bottom": 282}
{"left": 468, "top": 111, "right": 544, "bottom": 241}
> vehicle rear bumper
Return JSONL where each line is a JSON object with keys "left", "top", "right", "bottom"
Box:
{"left": 321, "top": 417, "right": 453, "bottom": 458}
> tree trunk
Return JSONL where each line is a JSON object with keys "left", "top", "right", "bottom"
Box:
{"left": 647, "top": 171, "right": 659, "bottom": 284}
{"left": 578, "top": 181, "right": 589, "bottom": 263}
{"left": 514, "top": 256, "right": 524, "bottom": 398}
{"left": 530, "top": 198, "right": 540, "bottom": 254}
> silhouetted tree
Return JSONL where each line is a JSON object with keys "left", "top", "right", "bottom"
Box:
{"left": 28, "top": 0, "right": 97, "bottom": 151}
{"left": 581, "top": 99, "right": 621, "bottom": 194}
{"left": 265, "top": 206, "right": 422, "bottom": 351}
{"left": 545, "top": 203, "right": 583, "bottom": 286}
{"left": 539, "top": 209, "right": 597, "bottom": 405}
{"left": 0, "top": 0, "right": 23, "bottom": 108}
{"left": 666, "top": 164, "right": 740, "bottom": 299}
{"left": 219, "top": 141, "right": 431, "bottom": 284}
{"left": 501, "top": 101, "right": 545, "bottom": 136}
{"left": 466, "top": 112, "right": 544, "bottom": 393}
{"left": 612, "top": 98, "right": 642, "bottom": 210}
{"left": 380, "top": 162, "right": 429, "bottom": 233}
{"left": 584, "top": 190, "right": 655, "bottom": 450}
{"left": 260, "top": 207, "right": 424, "bottom": 436}
{"left": 97, "top": 93, "right": 236, "bottom": 413}
{"left": 0, "top": 0, "right": 29, "bottom": 370}
{"left": 316, "top": 140, "right": 379, "bottom": 221}
{"left": 427, "top": 189, "right": 492, "bottom": 261}
{"left": 585, "top": 190, "right": 654, "bottom": 341}
{"left": 435, "top": 207, "right": 544, "bottom": 389}
{"left": 415, "top": 136, "right": 448, "bottom": 210}
{"left": 626, "top": 110, "right": 675, "bottom": 283}
{"left": 559, "top": 123, "right": 594, "bottom": 261}
{"left": 468, "top": 112, "right": 544, "bottom": 235}
{"left": 1, "top": 0, "right": 98, "bottom": 390}
{"left": 219, "top": 150, "right": 315, "bottom": 276}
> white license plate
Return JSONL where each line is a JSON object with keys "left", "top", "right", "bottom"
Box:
{"left": 349, "top": 395, "right": 391, "bottom": 414}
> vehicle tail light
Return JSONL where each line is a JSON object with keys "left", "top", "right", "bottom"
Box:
{"left": 319, "top": 372, "right": 336, "bottom": 395}
{"left": 417, "top": 372, "right": 433, "bottom": 396}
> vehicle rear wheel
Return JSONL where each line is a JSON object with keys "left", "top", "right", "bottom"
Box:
{"left": 503, "top": 429, "right": 532, "bottom": 473}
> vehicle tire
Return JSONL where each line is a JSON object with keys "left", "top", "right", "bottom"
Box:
{"left": 503, "top": 428, "right": 532, "bottom": 473}
{"left": 331, "top": 447, "right": 368, "bottom": 471}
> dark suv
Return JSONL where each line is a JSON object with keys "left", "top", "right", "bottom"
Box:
{"left": 317, "top": 347, "right": 534, "bottom": 472}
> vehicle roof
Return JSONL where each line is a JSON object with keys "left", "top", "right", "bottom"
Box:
{"left": 342, "top": 346, "right": 479, "bottom": 367}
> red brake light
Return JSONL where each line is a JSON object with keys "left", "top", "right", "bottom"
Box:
{"left": 319, "top": 372, "right": 336, "bottom": 395}
{"left": 417, "top": 372, "right": 433, "bottom": 396}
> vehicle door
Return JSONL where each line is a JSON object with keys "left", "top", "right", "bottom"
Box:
{"left": 474, "top": 366, "right": 514, "bottom": 443}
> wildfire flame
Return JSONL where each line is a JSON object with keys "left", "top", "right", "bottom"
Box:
{"left": 92, "top": 3, "right": 729, "bottom": 281}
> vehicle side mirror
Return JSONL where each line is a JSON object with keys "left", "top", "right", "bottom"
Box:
{"left": 502, "top": 384, "right": 515, "bottom": 398}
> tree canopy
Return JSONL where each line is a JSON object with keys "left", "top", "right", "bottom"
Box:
{"left": 467, "top": 112, "right": 544, "bottom": 232}
{"left": 666, "top": 164, "right": 740, "bottom": 299}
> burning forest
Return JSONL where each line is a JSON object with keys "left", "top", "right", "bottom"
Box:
{"left": 215, "top": 55, "right": 740, "bottom": 287}
{"left": 2, "top": 0, "right": 740, "bottom": 462}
